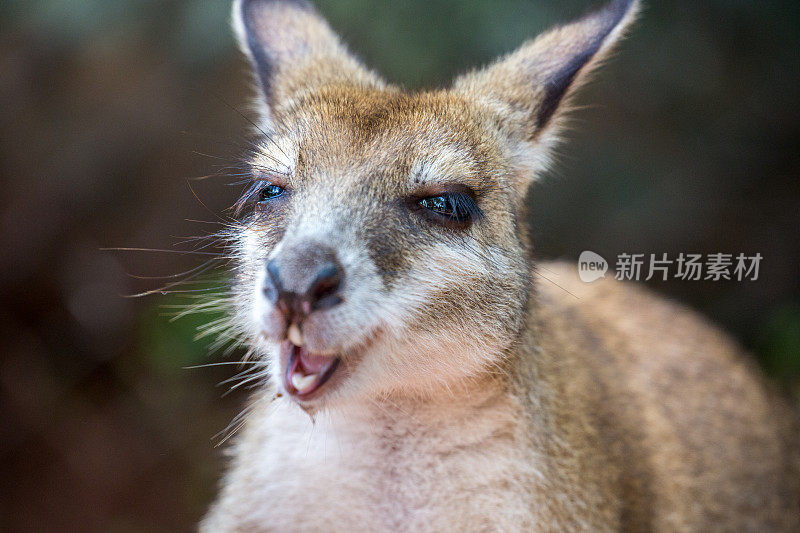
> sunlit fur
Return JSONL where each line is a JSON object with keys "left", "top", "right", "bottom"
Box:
{"left": 203, "top": 1, "right": 800, "bottom": 531}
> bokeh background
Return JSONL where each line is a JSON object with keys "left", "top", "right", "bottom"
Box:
{"left": 1, "top": 0, "right": 799, "bottom": 530}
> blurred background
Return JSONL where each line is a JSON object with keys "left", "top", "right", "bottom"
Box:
{"left": 1, "top": 0, "right": 798, "bottom": 530}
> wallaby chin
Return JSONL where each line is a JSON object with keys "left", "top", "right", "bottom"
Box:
{"left": 200, "top": 1, "right": 800, "bottom": 531}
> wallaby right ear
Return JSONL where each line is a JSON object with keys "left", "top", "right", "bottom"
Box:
{"left": 452, "top": 0, "right": 639, "bottom": 187}
{"left": 232, "top": 0, "right": 384, "bottom": 124}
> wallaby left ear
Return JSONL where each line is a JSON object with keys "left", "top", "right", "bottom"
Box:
{"left": 232, "top": 0, "right": 384, "bottom": 126}
{"left": 453, "top": 0, "right": 639, "bottom": 166}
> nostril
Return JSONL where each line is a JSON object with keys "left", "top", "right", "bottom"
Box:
{"left": 309, "top": 262, "right": 343, "bottom": 310}
{"left": 265, "top": 249, "right": 344, "bottom": 318}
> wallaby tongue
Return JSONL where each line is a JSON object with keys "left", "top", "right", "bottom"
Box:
{"left": 297, "top": 347, "right": 334, "bottom": 374}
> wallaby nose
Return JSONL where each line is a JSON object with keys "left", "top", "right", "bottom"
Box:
{"left": 264, "top": 245, "right": 343, "bottom": 319}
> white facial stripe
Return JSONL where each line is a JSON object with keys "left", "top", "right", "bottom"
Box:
{"left": 376, "top": 241, "right": 506, "bottom": 329}
{"left": 251, "top": 135, "right": 298, "bottom": 177}
{"left": 411, "top": 144, "right": 477, "bottom": 185}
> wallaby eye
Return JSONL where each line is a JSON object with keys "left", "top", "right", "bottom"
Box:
{"left": 417, "top": 192, "right": 483, "bottom": 227}
{"left": 258, "top": 183, "right": 285, "bottom": 202}
{"left": 419, "top": 196, "right": 450, "bottom": 214}
{"left": 233, "top": 178, "right": 288, "bottom": 217}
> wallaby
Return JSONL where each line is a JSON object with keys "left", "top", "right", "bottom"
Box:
{"left": 202, "top": 0, "right": 800, "bottom": 530}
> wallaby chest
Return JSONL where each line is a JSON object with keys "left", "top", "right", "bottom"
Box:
{"left": 221, "top": 396, "right": 541, "bottom": 532}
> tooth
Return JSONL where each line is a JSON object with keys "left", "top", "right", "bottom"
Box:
{"left": 291, "top": 372, "right": 317, "bottom": 392}
{"left": 288, "top": 323, "right": 304, "bottom": 346}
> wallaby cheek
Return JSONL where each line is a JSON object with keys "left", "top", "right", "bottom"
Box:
{"left": 361, "top": 214, "right": 420, "bottom": 289}
{"left": 401, "top": 242, "right": 526, "bottom": 353}
{"left": 411, "top": 275, "right": 523, "bottom": 338}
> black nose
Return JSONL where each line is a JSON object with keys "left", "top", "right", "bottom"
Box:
{"left": 264, "top": 246, "right": 343, "bottom": 319}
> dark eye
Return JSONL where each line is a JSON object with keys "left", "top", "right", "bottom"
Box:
{"left": 417, "top": 192, "right": 483, "bottom": 226}
{"left": 258, "top": 183, "right": 285, "bottom": 202}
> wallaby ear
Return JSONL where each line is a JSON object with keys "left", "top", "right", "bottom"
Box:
{"left": 232, "top": 0, "right": 384, "bottom": 124}
{"left": 453, "top": 0, "right": 639, "bottom": 175}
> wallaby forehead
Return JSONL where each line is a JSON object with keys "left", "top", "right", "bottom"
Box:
{"left": 274, "top": 88, "right": 501, "bottom": 188}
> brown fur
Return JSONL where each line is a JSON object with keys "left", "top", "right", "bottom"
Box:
{"left": 528, "top": 263, "right": 800, "bottom": 530}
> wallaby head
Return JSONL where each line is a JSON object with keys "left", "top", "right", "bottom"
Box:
{"left": 230, "top": 0, "right": 639, "bottom": 409}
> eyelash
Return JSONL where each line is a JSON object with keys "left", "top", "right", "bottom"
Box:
{"left": 416, "top": 191, "right": 483, "bottom": 227}
{"left": 233, "top": 179, "right": 287, "bottom": 216}
{"left": 257, "top": 182, "right": 285, "bottom": 201}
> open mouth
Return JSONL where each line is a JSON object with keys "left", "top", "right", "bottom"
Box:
{"left": 282, "top": 341, "right": 341, "bottom": 400}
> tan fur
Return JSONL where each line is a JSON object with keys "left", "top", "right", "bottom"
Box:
{"left": 532, "top": 263, "right": 800, "bottom": 530}
{"left": 203, "top": 1, "right": 800, "bottom": 530}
